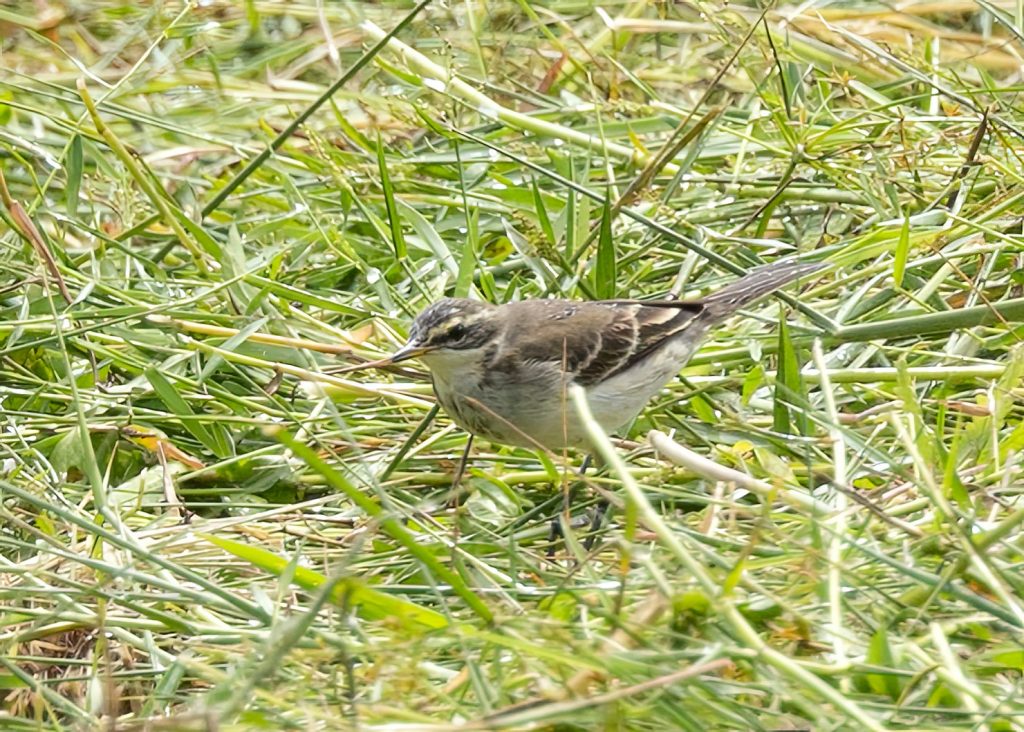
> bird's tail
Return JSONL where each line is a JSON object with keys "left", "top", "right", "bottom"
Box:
{"left": 699, "top": 260, "right": 825, "bottom": 323}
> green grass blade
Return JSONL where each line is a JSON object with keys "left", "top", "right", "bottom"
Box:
{"left": 203, "top": 534, "right": 448, "bottom": 630}
{"left": 144, "top": 366, "right": 231, "bottom": 458}
{"left": 593, "top": 197, "right": 617, "bottom": 299}
{"left": 272, "top": 428, "right": 494, "bottom": 624}
{"left": 65, "top": 134, "right": 82, "bottom": 219}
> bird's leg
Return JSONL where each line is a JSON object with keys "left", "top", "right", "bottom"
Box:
{"left": 447, "top": 435, "right": 475, "bottom": 550}
{"left": 582, "top": 498, "right": 609, "bottom": 551}
{"left": 546, "top": 454, "right": 593, "bottom": 558}
{"left": 448, "top": 434, "right": 474, "bottom": 508}
{"left": 582, "top": 455, "right": 609, "bottom": 551}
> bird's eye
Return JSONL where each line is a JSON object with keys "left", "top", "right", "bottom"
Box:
{"left": 448, "top": 323, "right": 467, "bottom": 341}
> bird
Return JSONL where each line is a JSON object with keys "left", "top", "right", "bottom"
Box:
{"left": 383, "top": 260, "right": 824, "bottom": 452}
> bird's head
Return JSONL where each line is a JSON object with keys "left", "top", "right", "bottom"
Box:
{"left": 389, "top": 298, "right": 499, "bottom": 365}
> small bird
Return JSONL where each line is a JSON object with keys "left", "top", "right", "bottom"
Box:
{"left": 384, "top": 260, "right": 824, "bottom": 451}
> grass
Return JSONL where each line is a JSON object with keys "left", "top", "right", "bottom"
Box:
{"left": 2, "top": 0, "right": 1024, "bottom": 729}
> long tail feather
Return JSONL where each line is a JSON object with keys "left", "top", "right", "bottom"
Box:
{"left": 700, "top": 260, "right": 824, "bottom": 322}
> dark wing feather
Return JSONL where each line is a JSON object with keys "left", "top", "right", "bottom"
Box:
{"left": 598, "top": 300, "right": 705, "bottom": 382}
{"left": 480, "top": 262, "right": 822, "bottom": 388}
{"left": 575, "top": 310, "right": 638, "bottom": 385}
{"left": 494, "top": 301, "right": 614, "bottom": 379}
{"left": 489, "top": 299, "right": 704, "bottom": 387}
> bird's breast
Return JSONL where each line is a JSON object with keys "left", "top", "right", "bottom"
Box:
{"left": 427, "top": 357, "right": 584, "bottom": 448}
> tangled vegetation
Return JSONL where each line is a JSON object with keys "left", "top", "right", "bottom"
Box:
{"left": 2, "top": 1, "right": 1024, "bottom": 729}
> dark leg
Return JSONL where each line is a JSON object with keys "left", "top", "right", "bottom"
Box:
{"left": 546, "top": 454, "right": 594, "bottom": 558}
{"left": 545, "top": 519, "right": 561, "bottom": 558}
{"left": 449, "top": 434, "right": 474, "bottom": 506}
{"left": 582, "top": 452, "right": 609, "bottom": 550}
{"left": 448, "top": 435, "right": 474, "bottom": 547}
{"left": 582, "top": 498, "right": 610, "bottom": 551}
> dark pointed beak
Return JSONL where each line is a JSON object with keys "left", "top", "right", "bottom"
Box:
{"left": 331, "top": 340, "right": 433, "bottom": 374}
{"left": 387, "top": 341, "right": 432, "bottom": 364}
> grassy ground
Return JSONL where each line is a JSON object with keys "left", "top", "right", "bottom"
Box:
{"left": 2, "top": 1, "right": 1024, "bottom": 729}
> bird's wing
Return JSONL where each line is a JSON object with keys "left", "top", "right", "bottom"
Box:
{"left": 494, "top": 299, "right": 705, "bottom": 387}
{"left": 593, "top": 300, "right": 706, "bottom": 384}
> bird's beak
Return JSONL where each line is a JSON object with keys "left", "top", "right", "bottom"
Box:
{"left": 387, "top": 341, "right": 432, "bottom": 364}
{"left": 331, "top": 340, "right": 433, "bottom": 374}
